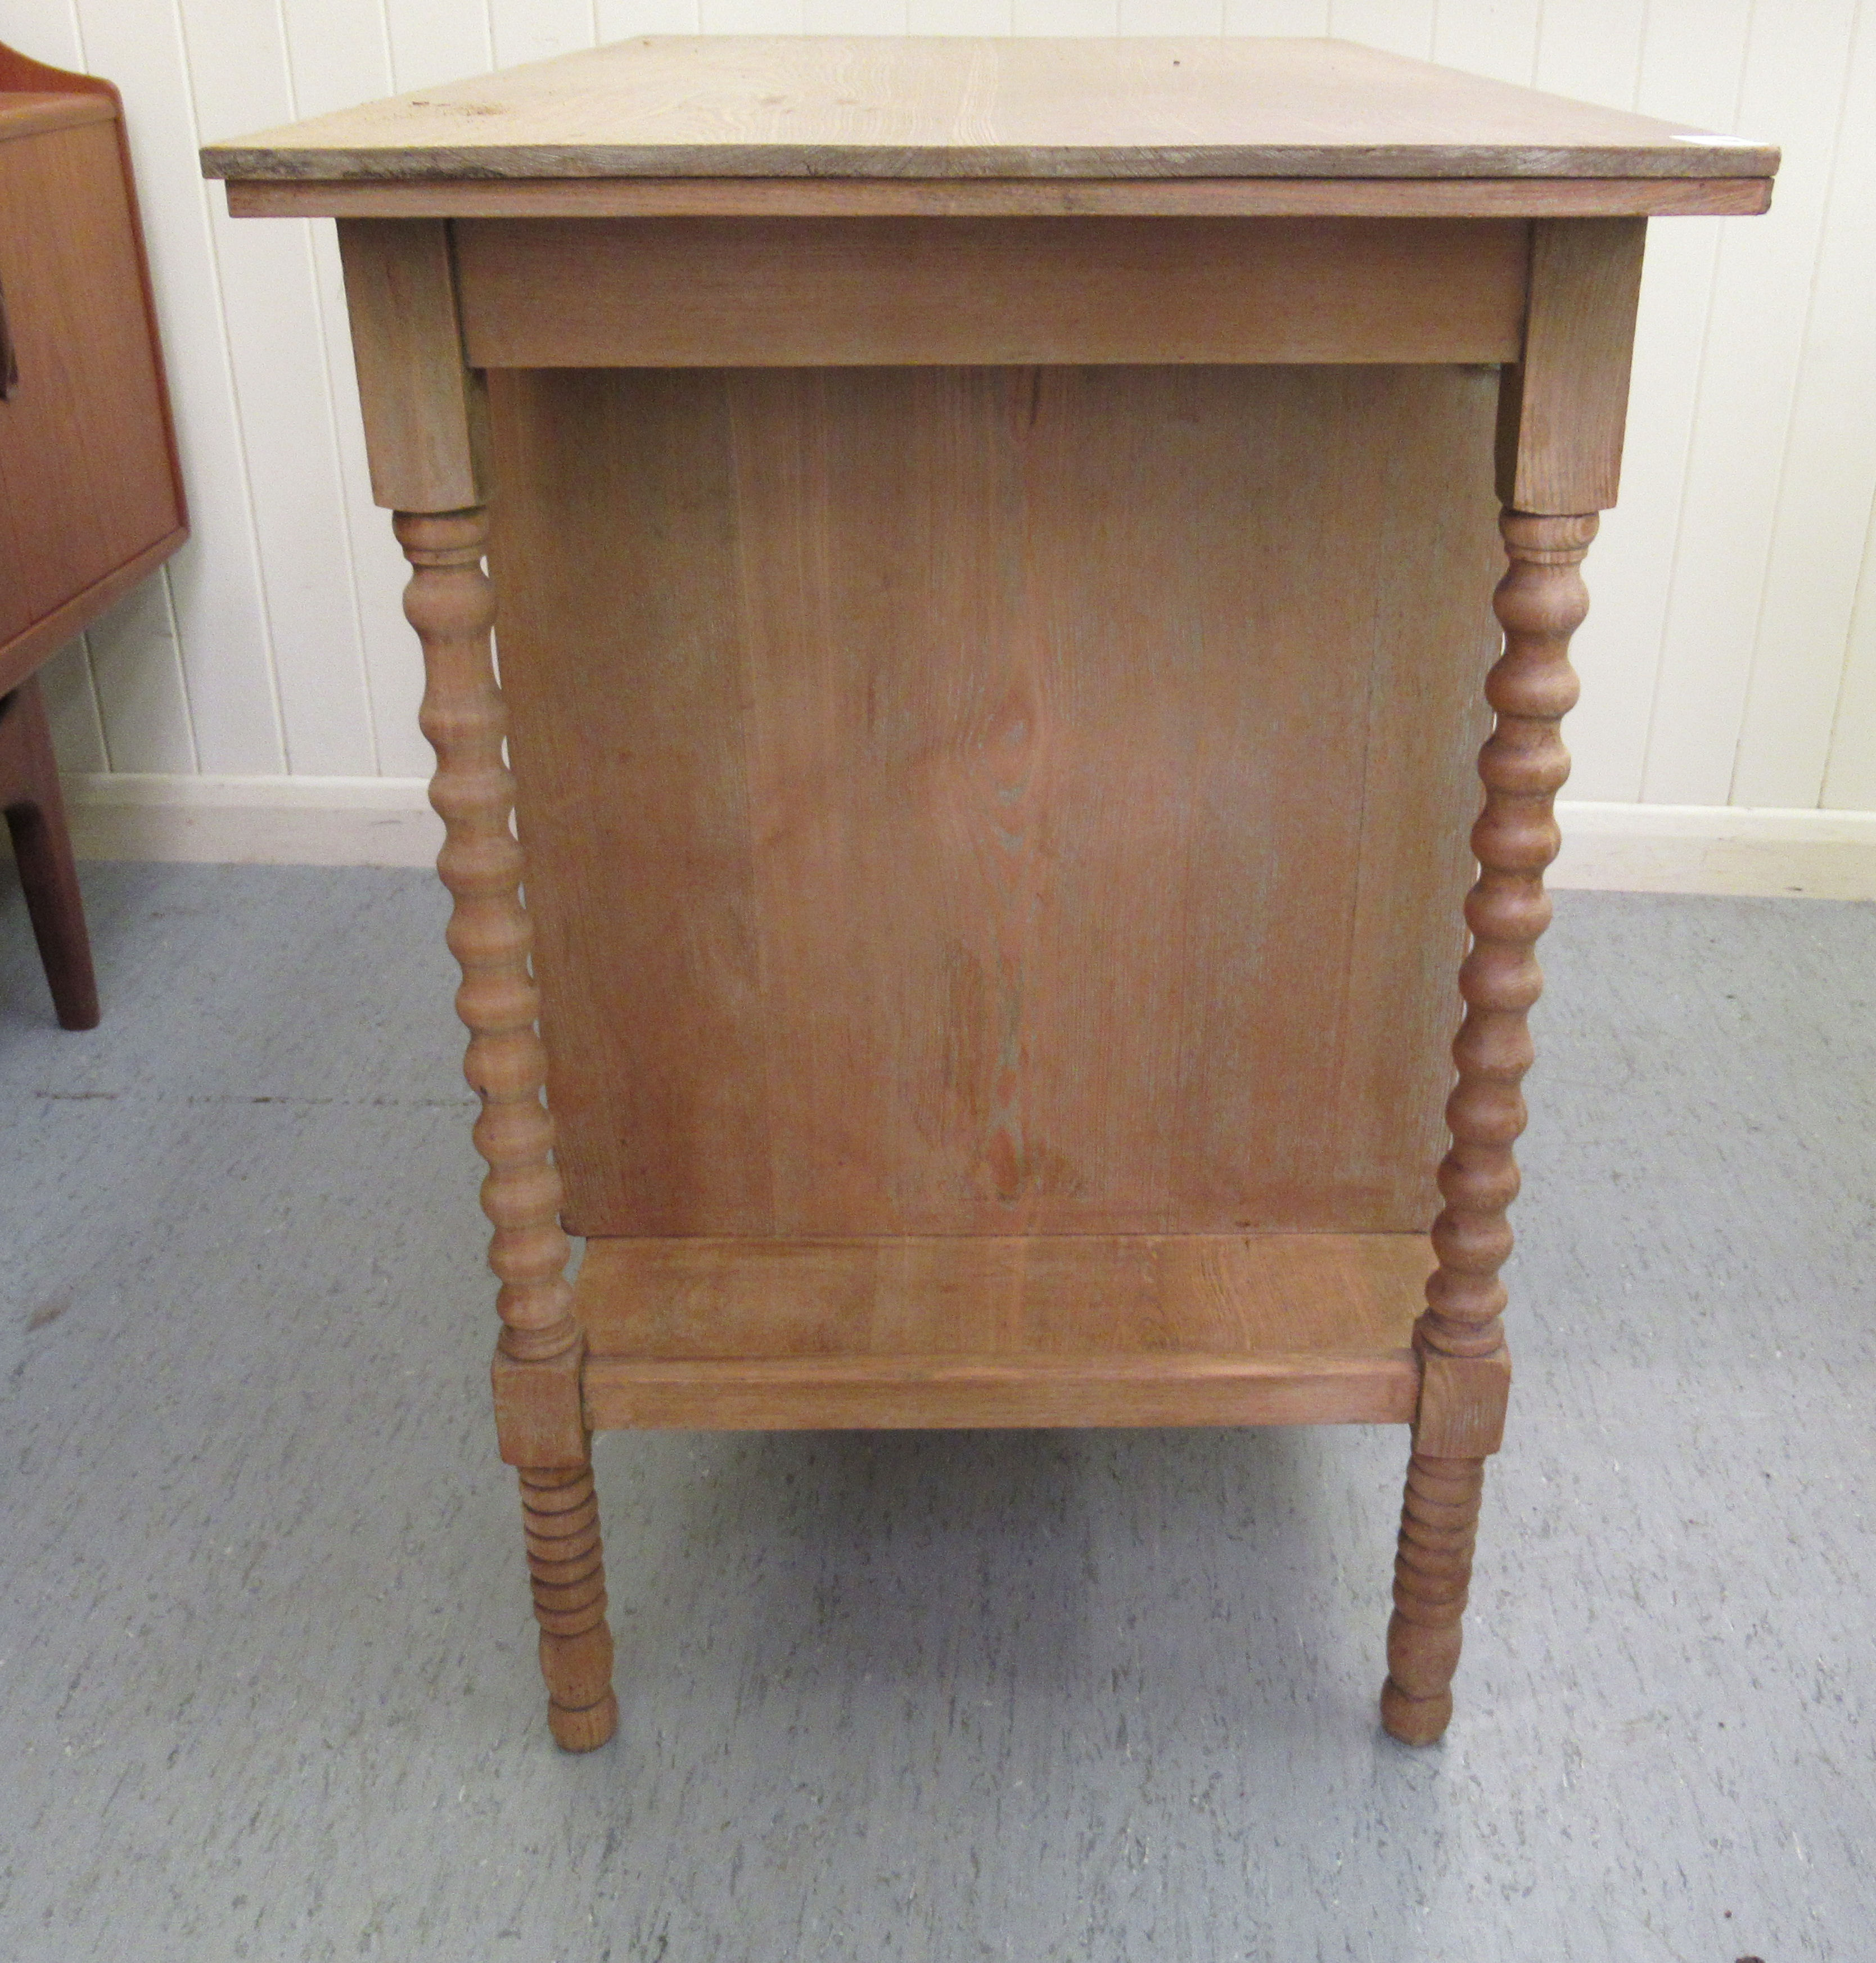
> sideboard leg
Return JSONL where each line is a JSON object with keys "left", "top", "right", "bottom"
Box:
{"left": 0, "top": 677, "right": 101, "bottom": 1030}
{"left": 1381, "top": 507, "right": 1594, "bottom": 1744}
{"left": 396, "top": 505, "right": 619, "bottom": 1752}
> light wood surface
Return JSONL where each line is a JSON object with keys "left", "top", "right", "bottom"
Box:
{"left": 485, "top": 363, "right": 1500, "bottom": 1241}
{"left": 336, "top": 219, "right": 482, "bottom": 513}
{"left": 1496, "top": 218, "right": 1648, "bottom": 513}
{"left": 199, "top": 36, "right": 1776, "bottom": 186}
{"left": 223, "top": 173, "right": 1774, "bottom": 223}
{"left": 0, "top": 91, "right": 116, "bottom": 142}
{"left": 577, "top": 1232, "right": 1427, "bottom": 1430}
{"left": 454, "top": 215, "right": 1526, "bottom": 369}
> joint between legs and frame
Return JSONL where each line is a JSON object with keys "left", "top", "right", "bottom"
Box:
{"left": 491, "top": 1337, "right": 590, "bottom": 1469}
{"left": 1411, "top": 1340, "right": 1512, "bottom": 1459}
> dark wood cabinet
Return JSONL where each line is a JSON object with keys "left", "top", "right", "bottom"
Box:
{"left": 0, "top": 40, "right": 187, "bottom": 1028}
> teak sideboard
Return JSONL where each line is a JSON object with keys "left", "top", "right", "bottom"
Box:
{"left": 203, "top": 37, "right": 1776, "bottom": 1752}
{"left": 2, "top": 40, "right": 187, "bottom": 1028}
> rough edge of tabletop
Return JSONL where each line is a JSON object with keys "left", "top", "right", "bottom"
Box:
{"left": 216, "top": 174, "right": 1775, "bottom": 221}
{"left": 201, "top": 139, "right": 1781, "bottom": 186}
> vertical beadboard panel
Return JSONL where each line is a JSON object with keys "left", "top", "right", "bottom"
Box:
{"left": 1013, "top": 1, "right": 1120, "bottom": 30}
{"left": 490, "top": 0, "right": 598, "bottom": 69}
{"left": 808, "top": 0, "right": 910, "bottom": 29}
{"left": 908, "top": 1, "right": 1011, "bottom": 28}
{"left": 1528, "top": 0, "right": 1710, "bottom": 803}
{"left": 1557, "top": 1, "right": 1749, "bottom": 801}
{"left": 68, "top": 0, "right": 272, "bottom": 772}
{"left": 1431, "top": 0, "right": 1537, "bottom": 83}
{"left": 1120, "top": 0, "right": 1223, "bottom": 32}
{"left": 0, "top": 0, "right": 84, "bottom": 76}
{"left": 1641, "top": 0, "right": 1860, "bottom": 805}
{"left": 10, "top": 0, "right": 1876, "bottom": 817}
{"left": 176, "top": 0, "right": 377, "bottom": 776}
{"left": 1733, "top": 8, "right": 1876, "bottom": 806}
{"left": 1224, "top": 1, "right": 1329, "bottom": 28}
{"left": 85, "top": 579, "right": 199, "bottom": 773}
{"left": 306, "top": 223, "right": 429, "bottom": 777}
{"left": 1533, "top": 0, "right": 1644, "bottom": 109}
{"left": 1825, "top": 504, "right": 1876, "bottom": 807}
{"left": 1327, "top": 1, "right": 1431, "bottom": 60}
{"left": 598, "top": 1, "right": 703, "bottom": 33}
{"left": 698, "top": 1, "right": 806, "bottom": 31}
{"left": 281, "top": 0, "right": 427, "bottom": 779}
{"left": 384, "top": 0, "right": 494, "bottom": 92}
{"left": 37, "top": 642, "right": 111, "bottom": 775}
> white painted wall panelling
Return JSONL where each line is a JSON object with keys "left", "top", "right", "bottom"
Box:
{"left": 1641, "top": 0, "right": 1860, "bottom": 805}
{"left": 1746, "top": 1, "right": 1876, "bottom": 807}
{"left": 4, "top": 0, "right": 1875, "bottom": 821}
{"left": 73, "top": 0, "right": 278, "bottom": 771}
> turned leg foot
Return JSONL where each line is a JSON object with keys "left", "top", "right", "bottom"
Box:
{"left": 1381, "top": 1450, "right": 1485, "bottom": 1745}
{"left": 521, "top": 1464, "right": 617, "bottom": 1751}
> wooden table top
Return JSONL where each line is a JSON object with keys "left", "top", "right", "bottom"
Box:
{"left": 201, "top": 36, "right": 1776, "bottom": 189}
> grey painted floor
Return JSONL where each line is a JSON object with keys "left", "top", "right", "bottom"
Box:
{"left": 1, "top": 863, "right": 1872, "bottom": 1963}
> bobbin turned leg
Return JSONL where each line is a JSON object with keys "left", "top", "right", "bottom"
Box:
{"left": 520, "top": 1464, "right": 617, "bottom": 1752}
{"left": 1381, "top": 508, "right": 1593, "bottom": 1745}
{"left": 398, "top": 506, "right": 618, "bottom": 1752}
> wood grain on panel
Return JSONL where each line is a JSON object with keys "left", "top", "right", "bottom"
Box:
{"left": 0, "top": 118, "right": 184, "bottom": 669}
{"left": 200, "top": 35, "right": 1778, "bottom": 183}
{"left": 1496, "top": 217, "right": 1647, "bottom": 513}
{"left": 223, "top": 174, "right": 1775, "bottom": 220}
{"left": 454, "top": 215, "right": 1528, "bottom": 367}
{"left": 486, "top": 364, "right": 1501, "bottom": 1240}
{"left": 336, "top": 219, "right": 484, "bottom": 511}
{"left": 0, "top": 92, "right": 116, "bottom": 142}
{"left": 578, "top": 1231, "right": 1428, "bottom": 1429}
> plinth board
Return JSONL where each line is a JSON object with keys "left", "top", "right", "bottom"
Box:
{"left": 577, "top": 1232, "right": 1429, "bottom": 1429}
{"left": 488, "top": 363, "right": 1501, "bottom": 1238}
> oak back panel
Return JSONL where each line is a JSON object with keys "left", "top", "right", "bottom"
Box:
{"left": 488, "top": 363, "right": 1500, "bottom": 1237}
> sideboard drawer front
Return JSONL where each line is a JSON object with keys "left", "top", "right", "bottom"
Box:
{"left": 454, "top": 214, "right": 1528, "bottom": 368}
{"left": 0, "top": 116, "right": 181, "bottom": 638}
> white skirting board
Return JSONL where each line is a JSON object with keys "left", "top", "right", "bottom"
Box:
{"left": 42, "top": 774, "right": 1876, "bottom": 900}
{"left": 1549, "top": 802, "right": 1876, "bottom": 899}
{"left": 64, "top": 774, "right": 443, "bottom": 868}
